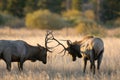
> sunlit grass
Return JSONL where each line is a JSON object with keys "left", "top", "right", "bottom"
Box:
{"left": 0, "top": 28, "right": 119, "bottom": 80}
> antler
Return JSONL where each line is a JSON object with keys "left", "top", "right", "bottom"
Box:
{"left": 50, "top": 32, "right": 67, "bottom": 55}
{"left": 45, "top": 31, "right": 53, "bottom": 52}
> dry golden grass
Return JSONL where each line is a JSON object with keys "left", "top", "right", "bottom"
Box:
{"left": 0, "top": 28, "right": 119, "bottom": 80}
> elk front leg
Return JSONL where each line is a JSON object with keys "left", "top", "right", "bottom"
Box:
{"left": 83, "top": 58, "right": 87, "bottom": 73}
{"left": 90, "top": 59, "right": 95, "bottom": 74}
{"left": 90, "top": 63, "right": 92, "bottom": 72}
{"left": 90, "top": 49, "right": 96, "bottom": 74}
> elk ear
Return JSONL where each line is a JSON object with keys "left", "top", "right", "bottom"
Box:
{"left": 37, "top": 44, "right": 42, "bottom": 49}
{"left": 37, "top": 43, "right": 41, "bottom": 47}
{"left": 67, "top": 40, "right": 72, "bottom": 46}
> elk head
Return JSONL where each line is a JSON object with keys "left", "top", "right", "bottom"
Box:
{"left": 66, "top": 40, "right": 82, "bottom": 61}
{"left": 50, "top": 32, "right": 82, "bottom": 61}
{"left": 37, "top": 31, "right": 53, "bottom": 64}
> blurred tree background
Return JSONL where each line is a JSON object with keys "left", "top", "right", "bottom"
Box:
{"left": 0, "top": 0, "right": 120, "bottom": 36}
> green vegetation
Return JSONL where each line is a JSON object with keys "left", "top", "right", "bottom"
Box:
{"left": 100, "top": 0, "right": 120, "bottom": 23}
{"left": 0, "top": 13, "right": 24, "bottom": 28}
{"left": 0, "top": 14, "right": 5, "bottom": 25}
{"left": 72, "top": 0, "right": 82, "bottom": 10}
{"left": 0, "top": 0, "right": 120, "bottom": 36}
{"left": 62, "top": 9, "right": 82, "bottom": 26}
{"left": 25, "top": 10, "right": 69, "bottom": 29}
{"left": 0, "top": 0, "right": 119, "bottom": 22}
{"left": 75, "top": 20, "right": 106, "bottom": 37}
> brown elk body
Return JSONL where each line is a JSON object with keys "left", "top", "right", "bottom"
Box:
{"left": 67, "top": 36, "right": 104, "bottom": 74}
{"left": 51, "top": 34, "right": 104, "bottom": 74}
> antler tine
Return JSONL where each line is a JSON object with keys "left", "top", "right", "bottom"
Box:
{"left": 53, "top": 38, "right": 66, "bottom": 50}
{"left": 58, "top": 49, "right": 65, "bottom": 54}
{"left": 57, "top": 49, "right": 66, "bottom": 56}
{"left": 62, "top": 50, "right": 66, "bottom": 56}
{"left": 45, "top": 31, "right": 67, "bottom": 55}
{"left": 46, "top": 31, "right": 63, "bottom": 47}
{"left": 45, "top": 30, "right": 53, "bottom": 52}
{"left": 49, "top": 32, "right": 67, "bottom": 55}
{"left": 47, "top": 49, "right": 52, "bottom": 53}
{"left": 50, "top": 33, "right": 66, "bottom": 49}
{"left": 59, "top": 39, "right": 68, "bottom": 41}
{"left": 45, "top": 31, "right": 52, "bottom": 40}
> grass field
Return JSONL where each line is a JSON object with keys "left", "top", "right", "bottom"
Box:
{"left": 0, "top": 28, "right": 119, "bottom": 80}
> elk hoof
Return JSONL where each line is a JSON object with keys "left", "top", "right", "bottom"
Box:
{"left": 72, "top": 57, "right": 76, "bottom": 61}
{"left": 42, "top": 61, "right": 47, "bottom": 64}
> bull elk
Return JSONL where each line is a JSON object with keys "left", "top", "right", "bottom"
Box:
{"left": 51, "top": 33, "right": 104, "bottom": 74}
{"left": 0, "top": 31, "right": 52, "bottom": 71}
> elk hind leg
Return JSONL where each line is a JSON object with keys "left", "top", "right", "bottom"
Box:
{"left": 5, "top": 60, "right": 11, "bottom": 71}
{"left": 90, "top": 49, "right": 96, "bottom": 74}
{"left": 18, "top": 62, "right": 21, "bottom": 71}
{"left": 97, "top": 49, "right": 104, "bottom": 71}
{"left": 3, "top": 55, "right": 11, "bottom": 71}
{"left": 19, "top": 59, "right": 24, "bottom": 71}
{"left": 18, "top": 59, "right": 24, "bottom": 71}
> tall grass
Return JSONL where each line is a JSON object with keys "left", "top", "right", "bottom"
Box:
{"left": 0, "top": 28, "right": 119, "bottom": 80}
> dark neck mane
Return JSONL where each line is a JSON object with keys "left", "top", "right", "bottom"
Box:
{"left": 26, "top": 45, "right": 41, "bottom": 61}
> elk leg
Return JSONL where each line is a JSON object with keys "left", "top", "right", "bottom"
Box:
{"left": 4, "top": 56, "right": 11, "bottom": 71}
{"left": 3, "top": 50, "right": 12, "bottom": 71}
{"left": 90, "top": 49, "right": 96, "bottom": 74}
{"left": 90, "top": 62, "right": 92, "bottom": 71}
{"left": 90, "top": 56, "right": 95, "bottom": 74}
{"left": 18, "top": 62, "right": 21, "bottom": 70}
{"left": 83, "top": 58, "right": 87, "bottom": 73}
{"left": 72, "top": 55, "right": 76, "bottom": 61}
{"left": 90, "top": 60, "right": 95, "bottom": 74}
{"left": 5, "top": 60, "right": 11, "bottom": 71}
{"left": 19, "top": 59, "right": 24, "bottom": 71}
{"left": 20, "top": 63, "right": 23, "bottom": 71}
{"left": 97, "top": 50, "right": 103, "bottom": 71}
{"left": 97, "top": 55, "right": 102, "bottom": 70}
{"left": 93, "top": 61, "right": 95, "bottom": 74}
